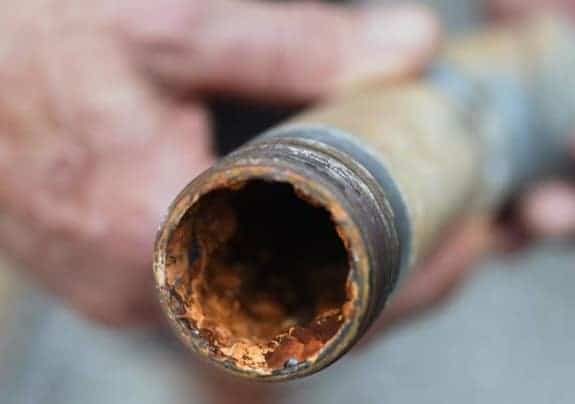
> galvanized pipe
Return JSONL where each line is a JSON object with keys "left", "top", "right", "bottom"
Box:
{"left": 153, "top": 15, "right": 575, "bottom": 381}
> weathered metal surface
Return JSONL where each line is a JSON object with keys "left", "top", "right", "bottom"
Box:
{"left": 154, "top": 135, "right": 401, "bottom": 380}
{"left": 154, "top": 15, "right": 575, "bottom": 381}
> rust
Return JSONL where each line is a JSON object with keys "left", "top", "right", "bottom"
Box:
{"left": 163, "top": 179, "right": 357, "bottom": 374}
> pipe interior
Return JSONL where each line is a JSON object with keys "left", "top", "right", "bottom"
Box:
{"left": 166, "top": 180, "right": 352, "bottom": 371}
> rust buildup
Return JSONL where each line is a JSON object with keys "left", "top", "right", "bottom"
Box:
{"left": 162, "top": 179, "right": 358, "bottom": 376}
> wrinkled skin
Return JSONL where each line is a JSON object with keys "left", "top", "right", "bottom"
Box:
{"left": 0, "top": 0, "right": 573, "bottom": 331}
{"left": 0, "top": 1, "right": 221, "bottom": 325}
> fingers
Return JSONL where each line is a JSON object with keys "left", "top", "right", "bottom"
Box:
{"left": 120, "top": 0, "right": 440, "bottom": 103}
{"left": 363, "top": 217, "right": 493, "bottom": 340}
{"left": 0, "top": 0, "right": 219, "bottom": 327}
{"left": 0, "top": 100, "right": 214, "bottom": 327}
{"left": 519, "top": 181, "right": 575, "bottom": 238}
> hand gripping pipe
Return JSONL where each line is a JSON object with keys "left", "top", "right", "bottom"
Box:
{"left": 153, "top": 15, "right": 575, "bottom": 381}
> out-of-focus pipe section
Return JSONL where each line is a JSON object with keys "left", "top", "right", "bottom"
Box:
{"left": 154, "top": 15, "right": 575, "bottom": 381}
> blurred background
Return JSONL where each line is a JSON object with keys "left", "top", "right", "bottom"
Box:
{"left": 1, "top": 0, "right": 573, "bottom": 403}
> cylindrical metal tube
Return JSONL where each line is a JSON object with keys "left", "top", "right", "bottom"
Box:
{"left": 154, "top": 15, "right": 575, "bottom": 381}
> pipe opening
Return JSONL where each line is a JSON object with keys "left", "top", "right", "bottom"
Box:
{"left": 165, "top": 180, "right": 353, "bottom": 373}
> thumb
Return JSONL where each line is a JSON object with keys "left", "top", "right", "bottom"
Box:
{"left": 120, "top": 0, "right": 440, "bottom": 102}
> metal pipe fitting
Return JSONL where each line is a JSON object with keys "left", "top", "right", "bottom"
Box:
{"left": 154, "top": 15, "right": 575, "bottom": 381}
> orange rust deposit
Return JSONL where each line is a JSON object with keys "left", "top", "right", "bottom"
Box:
{"left": 164, "top": 180, "right": 355, "bottom": 373}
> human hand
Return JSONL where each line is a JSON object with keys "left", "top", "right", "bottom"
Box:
{"left": 0, "top": 0, "right": 439, "bottom": 326}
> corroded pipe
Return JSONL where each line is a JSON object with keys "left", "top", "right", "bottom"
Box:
{"left": 154, "top": 15, "right": 575, "bottom": 381}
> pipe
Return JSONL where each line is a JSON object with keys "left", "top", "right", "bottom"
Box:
{"left": 153, "top": 15, "right": 575, "bottom": 381}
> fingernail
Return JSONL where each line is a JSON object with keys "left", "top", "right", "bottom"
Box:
{"left": 117, "top": 0, "right": 198, "bottom": 42}
{"left": 339, "top": 5, "right": 439, "bottom": 90}
{"left": 363, "top": 5, "right": 439, "bottom": 54}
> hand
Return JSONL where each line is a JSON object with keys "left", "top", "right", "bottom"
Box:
{"left": 0, "top": 0, "right": 439, "bottom": 326}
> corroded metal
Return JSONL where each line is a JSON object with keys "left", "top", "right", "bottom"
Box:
{"left": 154, "top": 15, "right": 575, "bottom": 381}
